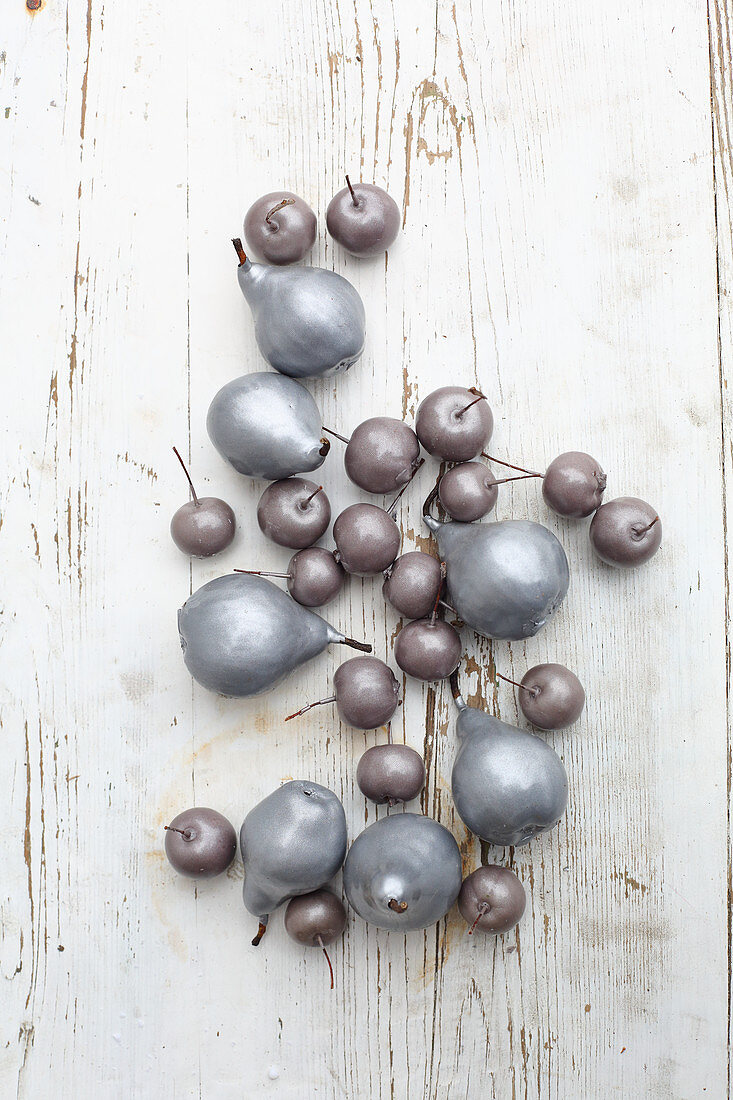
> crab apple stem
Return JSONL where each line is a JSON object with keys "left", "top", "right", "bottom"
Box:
{"left": 456, "top": 391, "right": 487, "bottom": 418}
{"left": 345, "top": 175, "right": 357, "bottom": 204}
{"left": 643, "top": 516, "right": 660, "bottom": 534}
{"left": 386, "top": 458, "right": 425, "bottom": 516}
{"left": 321, "top": 425, "right": 350, "bottom": 445}
{"left": 490, "top": 473, "right": 542, "bottom": 487}
{"left": 439, "top": 599, "right": 457, "bottom": 615}
{"left": 265, "top": 197, "right": 295, "bottom": 226}
{"left": 232, "top": 238, "right": 247, "bottom": 265}
{"left": 234, "top": 568, "right": 290, "bottom": 579}
{"left": 317, "top": 935, "right": 335, "bottom": 990}
{"left": 468, "top": 903, "right": 489, "bottom": 935}
{"left": 388, "top": 898, "right": 408, "bottom": 913}
{"left": 481, "top": 452, "right": 543, "bottom": 478}
{"left": 164, "top": 826, "right": 189, "bottom": 838}
{"left": 303, "top": 486, "right": 323, "bottom": 506}
{"left": 497, "top": 671, "right": 539, "bottom": 698}
{"left": 172, "top": 446, "right": 199, "bottom": 506}
{"left": 284, "top": 697, "right": 337, "bottom": 722}
{"left": 386, "top": 721, "right": 393, "bottom": 745}
{"left": 251, "top": 921, "right": 268, "bottom": 947}
{"left": 339, "top": 637, "right": 373, "bottom": 653}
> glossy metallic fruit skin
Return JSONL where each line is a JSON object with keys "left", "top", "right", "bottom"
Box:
{"left": 356, "top": 745, "right": 426, "bottom": 805}
{"left": 438, "top": 461, "right": 499, "bottom": 523}
{"left": 542, "top": 451, "right": 606, "bottom": 518}
{"left": 256, "top": 478, "right": 331, "bottom": 550}
{"left": 393, "top": 619, "right": 462, "bottom": 681}
{"left": 333, "top": 504, "right": 401, "bottom": 575}
{"left": 240, "top": 781, "right": 347, "bottom": 924}
{"left": 382, "top": 551, "right": 443, "bottom": 619}
{"left": 344, "top": 417, "right": 420, "bottom": 494}
{"left": 589, "top": 496, "right": 662, "bottom": 568}
{"left": 170, "top": 498, "right": 236, "bottom": 558}
{"left": 237, "top": 257, "right": 366, "bottom": 378}
{"left": 425, "top": 516, "right": 569, "bottom": 641}
{"left": 457, "top": 866, "right": 526, "bottom": 935}
{"left": 333, "top": 656, "right": 400, "bottom": 729}
{"left": 284, "top": 890, "right": 347, "bottom": 946}
{"left": 326, "top": 183, "right": 401, "bottom": 257}
{"left": 415, "top": 386, "right": 493, "bottom": 462}
{"left": 343, "top": 813, "right": 462, "bottom": 932}
{"left": 287, "top": 547, "right": 345, "bottom": 607}
{"left": 207, "top": 372, "right": 327, "bottom": 481}
{"left": 177, "top": 573, "right": 347, "bottom": 697}
{"left": 451, "top": 702, "right": 568, "bottom": 847}
{"left": 164, "top": 808, "right": 237, "bottom": 879}
{"left": 519, "top": 663, "right": 586, "bottom": 731}
{"left": 243, "top": 191, "right": 317, "bottom": 266}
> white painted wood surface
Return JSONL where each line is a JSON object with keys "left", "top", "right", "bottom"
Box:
{"left": 1, "top": 0, "right": 730, "bottom": 1096}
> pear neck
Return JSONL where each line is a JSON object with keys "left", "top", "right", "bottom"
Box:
{"left": 423, "top": 515, "right": 441, "bottom": 534}
{"left": 449, "top": 670, "right": 466, "bottom": 711}
{"left": 237, "top": 257, "right": 266, "bottom": 303}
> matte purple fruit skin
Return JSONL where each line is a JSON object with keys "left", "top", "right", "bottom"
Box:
{"left": 439, "top": 462, "right": 498, "bottom": 522}
{"left": 542, "top": 451, "right": 606, "bottom": 519}
{"left": 170, "top": 498, "right": 236, "bottom": 557}
{"left": 589, "top": 496, "right": 662, "bottom": 568}
{"left": 243, "top": 191, "right": 317, "bottom": 265}
{"left": 326, "top": 183, "right": 401, "bottom": 257}
{"left": 519, "top": 663, "right": 585, "bottom": 731}
{"left": 333, "top": 656, "right": 400, "bottom": 729}
{"left": 356, "top": 744, "right": 426, "bottom": 805}
{"left": 382, "top": 552, "right": 443, "bottom": 619}
{"left": 288, "top": 547, "right": 345, "bottom": 607}
{"left": 415, "top": 387, "right": 493, "bottom": 462}
{"left": 394, "top": 619, "right": 462, "bottom": 681}
{"left": 284, "top": 890, "right": 347, "bottom": 946}
{"left": 344, "top": 417, "right": 421, "bottom": 494}
{"left": 458, "top": 866, "right": 526, "bottom": 935}
{"left": 164, "top": 808, "right": 237, "bottom": 879}
{"left": 333, "top": 503, "right": 401, "bottom": 575}
{"left": 257, "top": 478, "right": 331, "bottom": 550}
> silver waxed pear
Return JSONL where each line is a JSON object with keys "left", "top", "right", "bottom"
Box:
{"left": 240, "top": 780, "right": 348, "bottom": 945}
{"left": 177, "top": 573, "right": 370, "bottom": 697}
{"left": 233, "top": 239, "right": 366, "bottom": 378}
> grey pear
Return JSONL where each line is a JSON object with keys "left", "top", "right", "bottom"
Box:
{"left": 240, "top": 780, "right": 347, "bottom": 944}
{"left": 424, "top": 510, "right": 569, "bottom": 641}
{"left": 207, "top": 371, "right": 329, "bottom": 481}
{"left": 177, "top": 573, "right": 370, "bottom": 697}
{"left": 233, "top": 239, "right": 366, "bottom": 378}
{"left": 450, "top": 675, "right": 568, "bottom": 847}
{"left": 343, "top": 813, "right": 462, "bottom": 932}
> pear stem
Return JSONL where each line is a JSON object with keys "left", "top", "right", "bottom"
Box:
{"left": 497, "top": 671, "right": 539, "bottom": 698}
{"left": 338, "top": 637, "right": 373, "bottom": 653}
{"left": 319, "top": 437, "right": 331, "bottom": 457}
{"left": 449, "top": 669, "right": 466, "bottom": 709}
{"left": 388, "top": 898, "right": 408, "bottom": 913}
{"left": 322, "top": 425, "right": 351, "bottom": 445}
{"left": 303, "top": 486, "right": 323, "bottom": 506}
{"left": 468, "top": 902, "right": 489, "bottom": 935}
{"left": 317, "top": 935, "right": 335, "bottom": 989}
{"left": 232, "top": 238, "right": 247, "bottom": 266}
{"left": 284, "top": 697, "right": 337, "bottom": 722}
{"left": 481, "top": 452, "right": 542, "bottom": 478}
{"left": 234, "top": 569, "right": 290, "bottom": 579}
{"left": 251, "top": 921, "right": 268, "bottom": 947}
{"left": 456, "top": 391, "right": 486, "bottom": 418}
{"left": 172, "top": 446, "right": 199, "bottom": 507}
{"left": 345, "top": 175, "right": 358, "bottom": 205}
{"left": 387, "top": 458, "right": 425, "bottom": 516}
{"left": 265, "top": 197, "right": 295, "bottom": 226}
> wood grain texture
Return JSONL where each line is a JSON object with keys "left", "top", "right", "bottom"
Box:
{"left": 0, "top": 0, "right": 729, "bottom": 1096}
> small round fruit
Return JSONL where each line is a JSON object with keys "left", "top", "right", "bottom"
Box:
{"left": 344, "top": 417, "right": 420, "bottom": 494}
{"left": 164, "top": 808, "right": 237, "bottom": 878}
{"left": 326, "top": 179, "right": 400, "bottom": 257}
{"left": 171, "top": 498, "right": 236, "bottom": 557}
{"left": 243, "top": 191, "right": 317, "bottom": 265}
{"left": 542, "top": 451, "right": 606, "bottom": 518}
{"left": 333, "top": 656, "right": 400, "bottom": 729}
{"left": 257, "top": 478, "right": 331, "bottom": 549}
{"left": 439, "top": 461, "right": 498, "bottom": 522}
{"left": 394, "top": 619, "right": 462, "bottom": 681}
{"left": 518, "top": 663, "right": 585, "bottom": 730}
{"left": 333, "top": 504, "right": 401, "bottom": 575}
{"left": 284, "top": 889, "right": 347, "bottom": 947}
{"left": 415, "top": 386, "right": 493, "bottom": 462}
{"left": 382, "top": 552, "right": 443, "bottom": 619}
{"left": 458, "top": 866, "right": 526, "bottom": 935}
{"left": 357, "top": 744, "right": 426, "bottom": 805}
{"left": 287, "top": 547, "right": 345, "bottom": 607}
{"left": 589, "top": 496, "right": 661, "bottom": 568}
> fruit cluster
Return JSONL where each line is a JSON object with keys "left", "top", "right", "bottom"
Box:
{"left": 164, "top": 184, "right": 662, "bottom": 984}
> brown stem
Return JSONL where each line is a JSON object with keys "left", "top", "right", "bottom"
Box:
{"left": 164, "top": 825, "right": 192, "bottom": 839}
{"left": 449, "top": 669, "right": 462, "bottom": 701}
{"left": 303, "top": 486, "right": 323, "bottom": 506}
{"left": 321, "top": 425, "right": 350, "bottom": 445}
{"left": 489, "top": 473, "right": 542, "bottom": 487}
{"left": 388, "top": 898, "right": 408, "bottom": 913}
{"left": 497, "top": 671, "right": 539, "bottom": 698}
{"left": 251, "top": 921, "right": 268, "bottom": 947}
{"left": 265, "top": 197, "right": 295, "bottom": 226}
{"left": 172, "top": 446, "right": 199, "bottom": 506}
{"left": 232, "top": 238, "right": 247, "bottom": 265}
{"left": 284, "top": 697, "right": 336, "bottom": 721}
{"left": 636, "top": 515, "right": 660, "bottom": 537}
{"left": 319, "top": 437, "right": 331, "bottom": 457}
{"left": 387, "top": 458, "right": 425, "bottom": 516}
{"left": 456, "top": 392, "right": 487, "bottom": 418}
{"left": 481, "top": 453, "right": 543, "bottom": 477}
{"left": 317, "top": 935, "right": 335, "bottom": 990}
{"left": 234, "top": 569, "right": 290, "bottom": 579}
{"left": 338, "top": 637, "right": 372, "bottom": 653}
{"left": 439, "top": 599, "right": 457, "bottom": 615}
{"left": 468, "top": 902, "right": 489, "bottom": 935}
{"left": 345, "top": 175, "right": 357, "bottom": 205}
